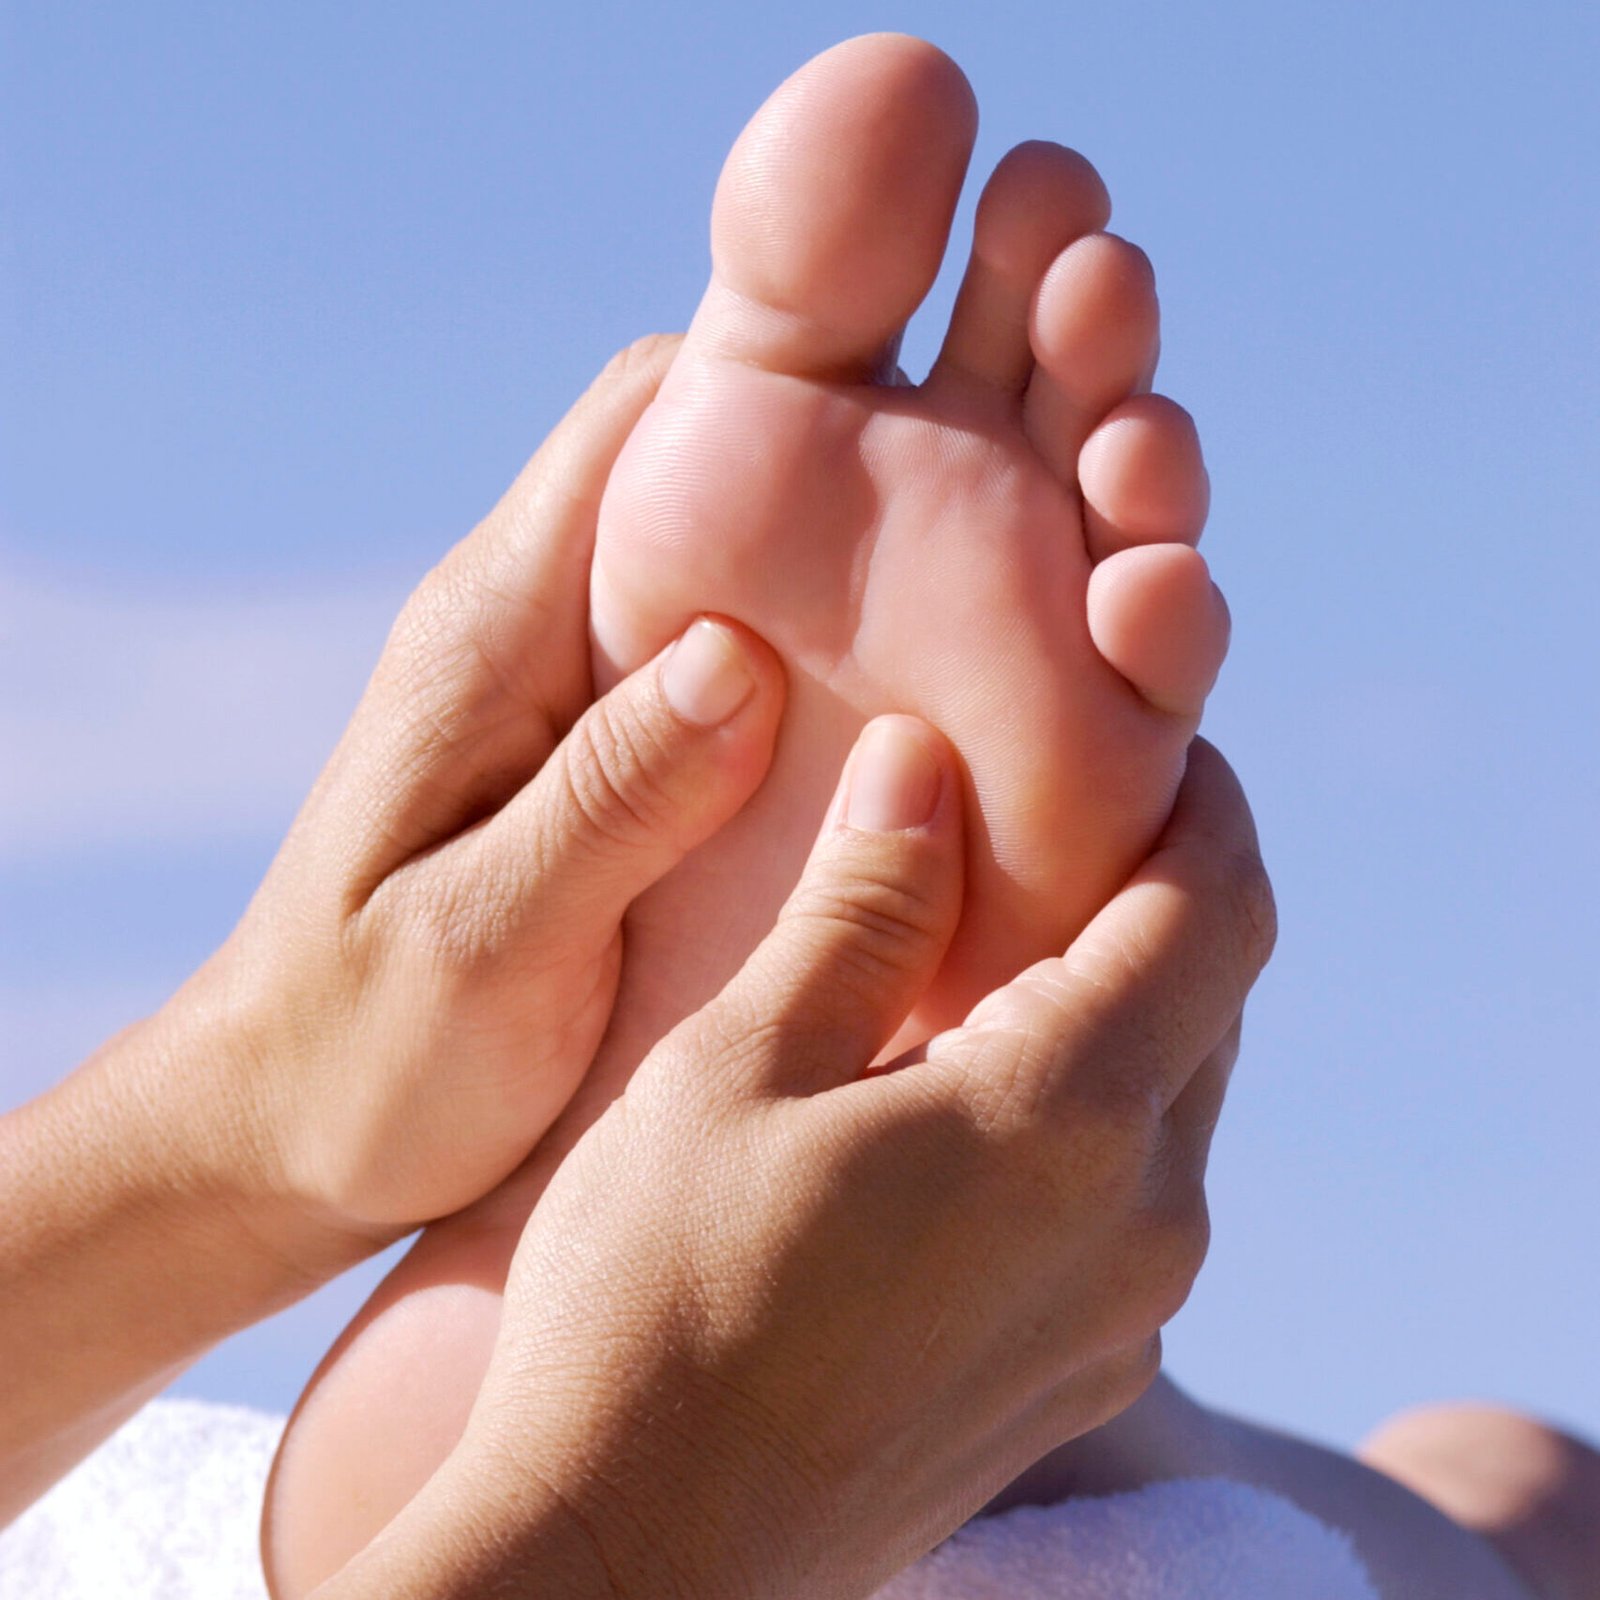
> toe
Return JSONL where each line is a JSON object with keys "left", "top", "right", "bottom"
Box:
{"left": 1078, "top": 395, "right": 1209, "bottom": 562}
{"left": 690, "top": 34, "right": 977, "bottom": 381}
{"left": 927, "top": 142, "right": 1110, "bottom": 399}
{"left": 1024, "top": 233, "right": 1160, "bottom": 486}
{"left": 1087, "top": 545, "right": 1229, "bottom": 718}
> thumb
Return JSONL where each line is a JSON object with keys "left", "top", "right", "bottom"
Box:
{"left": 681, "top": 715, "right": 965, "bottom": 1098}
{"left": 465, "top": 616, "right": 785, "bottom": 948}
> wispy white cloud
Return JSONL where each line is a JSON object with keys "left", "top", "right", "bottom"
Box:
{"left": 0, "top": 979, "right": 169, "bottom": 1110}
{"left": 1, "top": 569, "right": 409, "bottom": 864}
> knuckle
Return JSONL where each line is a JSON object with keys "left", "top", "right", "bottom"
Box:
{"left": 1029, "top": 1064, "right": 1165, "bottom": 1195}
{"left": 939, "top": 1002, "right": 1156, "bottom": 1161}
{"left": 602, "top": 331, "right": 681, "bottom": 387}
{"left": 367, "top": 851, "right": 517, "bottom": 980}
{"left": 1064, "top": 1119, "right": 1156, "bottom": 1223}
{"left": 946, "top": 1028, "right": 1058, "bottom": 1146}
{"left": 380, "top": 555, "right": 526, "bottom": 726}
{"left": 382, "top": 568, "right": 461, "bottom": 688}
{"left": 1078, "top": 1058, "right": 1170, "bottom": 1145}
{"left": 1107, "top": 1335, "right": 1165, "bottom": 1412}
{"left": 391, "top": 555, "right": 476, "bottom": 662}
{"left": 1224, "top": 845, "right": 1278, "bottom": 975}
{"left": 802, "top": 847, "right": 948, "bottom": 934}
{"left": 965, "top": 1065, "right": 1175, "bottom": 1236}
{"left": 562, "top": 697, "right": 680, "bottom": 854}
{"left": 1137, "top": 1196, "right": 1211, "bottom": 1326}
{"left": 786, "top": 857, "right": 948, "bottom": 981}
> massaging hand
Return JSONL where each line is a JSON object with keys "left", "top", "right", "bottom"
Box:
{"left": 141, "top": 335, "right": 794, "bottom": 1238}
{"left": 318, "top": 732, "right": 1275, "bottom": 1600}
{"left": 0, "top": 337, "right": 797, "bottom": 1520}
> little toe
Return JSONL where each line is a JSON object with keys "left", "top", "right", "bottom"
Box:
{"left": 1079, "top": 395, "right": 1209, "bottom": 562}
{"left": 1087, "top": 544, "right": 1230, "bottom": 718}
{"left": 690, "top": 34, "right": 977, "bottom": 382}
{"left": 927, "top": 142, "right": 1110, "bottom": 399}
{"left": 1024, "top": 233, "right": 1160, "bottom": 486}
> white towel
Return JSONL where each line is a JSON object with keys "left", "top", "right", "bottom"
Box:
{"left": 0, "top": 1400, "right": 1379, "bottom": 1599}
{"left": 0, "top": 1400, "right": 284, "bottom": 1600}
{"left": 873, "top": 1477, "right": 1377, "bottom": 1598}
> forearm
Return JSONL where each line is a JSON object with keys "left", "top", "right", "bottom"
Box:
{"left": 0, "top": 996, "right": 375, "bottom": 1523}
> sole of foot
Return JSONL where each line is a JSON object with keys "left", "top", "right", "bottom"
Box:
{"left": 261, "top": 34, "right": 1228, "bottom": 1596}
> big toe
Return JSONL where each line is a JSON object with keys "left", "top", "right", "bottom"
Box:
{"left": 690, "top": 34, "right": 977, "bottom": 380}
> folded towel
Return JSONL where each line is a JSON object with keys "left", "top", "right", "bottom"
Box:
{"left": 0, "top": 1400, "right": 1378, "bottom": 1598}
{"left": 0, "top": 1400, "right": 284, "bottom": 1600}
{"left": 873, "top": 1477, "right": 1378, "bottom": 1599}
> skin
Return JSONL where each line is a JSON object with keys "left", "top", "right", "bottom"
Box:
{"left": 266, "top": 37, "right": 1234, "bottom": 1583}
{"left": 992, "top": 1377, "right": 1539, "bottom": 1599}
{"left": 1361, "top": 1405, "right": 1600, "bottom": 1599}
{"left": 8, "top": 31, "right": 1574, "bottom": 1598}
{"left": 0, "top": 320, "right": 1276, "bottom": 1600}
{"left": 307, "top": 735, "right": 1277, "bottom": 1600}
{"left": 270, "top": 40, "right": 1593, "bottom": 1600}
{"left": 0, "top": 335, "right": 791, "bottom": 1521}
{"left": 589, "top": 41, "right": 1231, "bottom": 1069}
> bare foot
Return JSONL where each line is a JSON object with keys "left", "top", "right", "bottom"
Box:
{"left": 589, "top": 37, "right": 1225, "bottom": 1074}
{"left": 261, "top": 35, "right": 1225, "bottom": 1595}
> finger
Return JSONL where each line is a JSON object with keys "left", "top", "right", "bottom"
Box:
{"left": 330, "top": 335, "right": 684, "bottom": 894}
{"left": 1134, "top": 1017, "right": 1242, "bottom": 1282}
{"left": 453, "top": 616, "right": 785, "bottom": 953}
{"left": 924, "top": 739, "right": 1274, "bottom": 1125}
{"left": 674, "top": 716, "right": 965, "bottom": 1098}
{"left": 1164, "top": 1016, "right": 1241, "bottom": 1179}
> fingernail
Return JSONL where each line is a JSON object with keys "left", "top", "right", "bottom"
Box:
{"left": 661, "top": 619, "right": 756, "bottom": 727}
{"left": 845, "top": 718, "right": 942, "bottom": 832}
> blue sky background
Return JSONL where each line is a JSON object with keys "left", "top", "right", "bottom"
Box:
{"left": 4, "top": 0, "right": 1597, "bottom": 1458}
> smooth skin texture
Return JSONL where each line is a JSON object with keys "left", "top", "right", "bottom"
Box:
{"left": 268, "top": 38, "right": 1589, "bottom": 1600}
{"left": 306, "top": 735, "right": 1275, "bottom": 1600}
{"left": 591, "top": 47, "right": 1231, "bottom": 1070}
{"left": 1361, "top": 1404, "right": 1600, "bottom": 1599}
{"left": 0, "top": 335, "right": 788, "bottom": 1524}
{"left": 265, "top": 36, "right": 1231, "bottom": 1585}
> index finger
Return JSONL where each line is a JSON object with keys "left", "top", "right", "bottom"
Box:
{"left": 921, "top": 739, "right": 1275, "bottom": 1127}
{"left": 327, "top": 334, "right": 685, "bottom": 894}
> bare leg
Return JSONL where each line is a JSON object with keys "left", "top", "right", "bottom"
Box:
{"left": 1360, "top": 1403, "right": 1600, "bottom": 1600}
{"left": 987, "top": 1374, "right": 1540, "bottom": 1599}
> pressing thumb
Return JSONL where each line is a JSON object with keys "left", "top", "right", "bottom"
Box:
{"left": 474, "top": 616, "right": 785, "bottom": 941}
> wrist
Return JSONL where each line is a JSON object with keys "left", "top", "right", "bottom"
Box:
{"left": 133, "top": 962, "right": 394, "bottom": 1290}
{"left": 403, "top": 1360, "right": 818, "bottom": 1600}
{"left": 306, "top": 1444, "right": 652, "bottom": 1600}
{"left": 0, "top": 993, "right": 376, "bottom": 1518}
